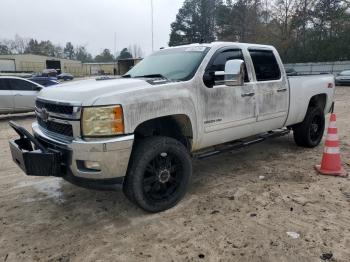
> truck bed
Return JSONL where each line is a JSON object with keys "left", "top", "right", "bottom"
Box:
{"left": 285, "top": 74, "right": 335, "bottom": 127}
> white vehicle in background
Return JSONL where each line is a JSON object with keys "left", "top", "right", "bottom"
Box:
{"left": 335, "top": 70, "right": 350, "bottom": 86}
{"left": 0, "top": 76, "right": 43, "bottom": 114}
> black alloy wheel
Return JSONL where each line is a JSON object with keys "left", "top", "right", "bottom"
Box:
{"left": 143, "top": 151, "right": 183, "bottom": 202}
{"left": 309, "top": 114, "right": 323, "bottom": 143}
{"left": 123, "top": 136, "right": 192, "bottom": 213}
{"left": 293, "top": 106, "right": 325, "bottom": 148}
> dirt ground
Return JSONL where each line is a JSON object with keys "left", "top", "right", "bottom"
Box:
{"left": 0, "top": 88, "right": 350, "bottom": 262}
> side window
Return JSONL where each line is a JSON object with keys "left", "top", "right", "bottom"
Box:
{"left": 10, "top": 79, "right": 36, "bottom": 91}
{"left": 204, "top": 49, "right": 249, "bottom": 88}
{"left": 249, "top": 50, "right": 281, "bottom": 81}
{"left": 0, "top": 79, "right": 11, "bottom": 91}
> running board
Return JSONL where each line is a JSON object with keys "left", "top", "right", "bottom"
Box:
{"left": 193, "top": 129, "right": 290, "bottom": 160}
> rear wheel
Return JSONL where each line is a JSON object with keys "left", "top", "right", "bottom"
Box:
{"left": 123, "top": 136, "right": 192, "bottom": 213}
{"left": 293, "top": 106, "right": 325, "bottom": 148}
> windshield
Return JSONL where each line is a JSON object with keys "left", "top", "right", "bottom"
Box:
{"left": 125, "top": 46, "right": 209, "bottom": 81}
{"left": 340, "top": 70, "right": 350, "bottom": 76}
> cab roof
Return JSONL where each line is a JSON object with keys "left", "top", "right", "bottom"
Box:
{"left": 164, "top": 41, "right": 275, "bottom": 51}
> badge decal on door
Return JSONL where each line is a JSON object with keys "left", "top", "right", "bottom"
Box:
{"left": 204, "top": 119, "right": 222, "bottom": 125}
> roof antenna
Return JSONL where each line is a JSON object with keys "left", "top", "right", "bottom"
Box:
{"left": 200, "top": 38, "right": 205, "bottom": 44}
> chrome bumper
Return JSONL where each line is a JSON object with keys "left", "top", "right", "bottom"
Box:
{"left": 32, "top": 122, "right": 134, "bottom": 180}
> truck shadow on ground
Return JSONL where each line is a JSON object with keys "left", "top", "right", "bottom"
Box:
{"left": 37, "top": 133, "right": 308, "bottom": 224}
{"left": 190, "top": 134, "right": 319, "bottom": 191}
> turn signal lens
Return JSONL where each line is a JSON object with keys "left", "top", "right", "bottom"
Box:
{"left": 112, "top": 106, "right": 124, "bottom": 134}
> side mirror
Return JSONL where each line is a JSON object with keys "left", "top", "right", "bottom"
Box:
{"left": 34, "top": 85, "right": 42, "bottom": 91}
{"left": 224, "top": 59, "right": 245, "bottom": 86}
{"left": 213, "top": 59, "right": 245, "bottom": 87}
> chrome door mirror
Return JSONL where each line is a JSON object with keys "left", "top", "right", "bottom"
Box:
{"left": 213, "top": 59, "right": 245, "bottom": 87}
{"left": 224, "top": 59, "right": 245, "bottom": 86}
{"left": 213, "top": 60, "right": 245, "bottom": 87}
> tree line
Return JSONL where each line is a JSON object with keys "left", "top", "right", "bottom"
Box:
{"left": 169, "top": 0, "right": 350, "bottom": 63}
{"left": 0, "top": 35, "right": 144, "bottom": 62}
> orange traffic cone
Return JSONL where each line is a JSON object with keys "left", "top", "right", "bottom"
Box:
{"left": 315, "top": 113, "right": 348, "bottom": 177}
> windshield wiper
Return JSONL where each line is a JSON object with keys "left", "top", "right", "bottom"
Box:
{"left": 122, "top": 74, "right": 131, "bottom": 78}
{"left": 135, "top": 74, "right": 168, "bottom": 79}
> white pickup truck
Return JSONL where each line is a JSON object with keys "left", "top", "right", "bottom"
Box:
{"left": 9, "top": 42, "right": 335, "bottom": 212}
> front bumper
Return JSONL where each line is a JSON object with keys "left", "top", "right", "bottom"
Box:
{"left": 9, "top": 121, "right": 134, "bottom": 182}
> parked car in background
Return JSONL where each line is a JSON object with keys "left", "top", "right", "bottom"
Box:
{"left": 42, "top": 69, "right": 58, "bottom": 77}
{"left": 29, "top": 76, "right": 60, "bottom": 87}
{"left": 285, "top": 68, "right": 298, "bottom": 76}
{"left": 0, "top": 76, "right": 43, "bottom": 114}
{"left": 335, "top": 70, "right": 350, "bottom": 86}
{"left": 0, "top": 73, "right": 33, "bottom": 79}
{"left": 58, "top": 73, "right": 74, "bottom": 81}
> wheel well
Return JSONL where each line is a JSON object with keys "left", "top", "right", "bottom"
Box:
{"left": 308, "top": 94, "right": 327, "bottom": 111}
{"left": 133, "top": 115, "right": 193, "bottom": 150}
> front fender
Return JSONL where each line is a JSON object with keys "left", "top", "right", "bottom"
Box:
{"left": 122, "top": 87, "right": 198, "bottom": 147}
{"left": 124, "top": 96, "right": 197, "bottom": 142}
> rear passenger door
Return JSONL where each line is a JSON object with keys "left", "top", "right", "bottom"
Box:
{"left": 249, "top": 49, "right": 289, "bottom": 130}
{"left": 9, "top": 79, "right": 39, "bottom": 112}
{"left": 0, "top": 79, "right": 14, "bottom": 113}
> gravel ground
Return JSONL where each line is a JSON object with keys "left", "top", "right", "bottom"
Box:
{"left": 0, "top": 88, "right": 349, "bottom": 262}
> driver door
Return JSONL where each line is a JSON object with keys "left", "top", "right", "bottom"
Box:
{"left": 199, "top": 48, "right": 257, "bottom": 148}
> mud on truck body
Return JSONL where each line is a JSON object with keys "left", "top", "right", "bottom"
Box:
{"left": 9, "top": 42, "right": 335, "bottom": 212}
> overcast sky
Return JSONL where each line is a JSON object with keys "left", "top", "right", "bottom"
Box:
{"left": 0, "top": 0, "right": 185, "bottom": 56}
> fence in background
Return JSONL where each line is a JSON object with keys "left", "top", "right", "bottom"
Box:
{"left": 285, "top": 61, "right": 350, "bottom": 76}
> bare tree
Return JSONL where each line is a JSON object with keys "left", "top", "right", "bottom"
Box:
{"left": 270, "top": 0, "right": 298, "bottom": 57}
{"left": 14, "top": 34, "right": 29, "bottom": 54}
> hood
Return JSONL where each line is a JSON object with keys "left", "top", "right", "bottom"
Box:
{"left": 38, "top": 78, "right": 151, "bottom": 105}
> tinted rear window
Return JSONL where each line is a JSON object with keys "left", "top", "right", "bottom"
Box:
{"left": 249, "top": 50, "right": 281, "bottom": 81}
{"left": 9, "top": 79, "right": 36, "bottom": 91}
{"left": 0, "top": 79, "right": 11, "bottom": 91}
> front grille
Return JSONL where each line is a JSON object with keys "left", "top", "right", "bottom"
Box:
{"left": 37, "top": 117, "right": 73, "bottom": 137}
{"left": 36, "top": 100, "right": 73, "bottom": 115}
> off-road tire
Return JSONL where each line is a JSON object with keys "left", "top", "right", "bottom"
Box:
{"left": 293, "top": 106, "right": 325, "bottom": 148}
{"left": 123, "top": 136, "right": 192, "bottom": 213}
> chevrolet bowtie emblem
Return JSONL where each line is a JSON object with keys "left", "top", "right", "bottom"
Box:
{"left": 41, "top": 108, "right": 49, "bottom": 122}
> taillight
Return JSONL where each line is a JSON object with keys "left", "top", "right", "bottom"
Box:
{"left": 328, "top": 83, "right": 334, "bottom": 88}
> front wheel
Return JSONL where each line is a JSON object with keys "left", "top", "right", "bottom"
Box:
{"left": 293, "top": 106, "right": 325, "bottom": 148}
{"left": 123, "top": 136, "right": 192, "bottom": 213}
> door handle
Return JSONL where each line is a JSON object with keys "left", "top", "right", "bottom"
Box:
{"left": 241, "top": 92, "right": 255, "bottom": 97}
{"left": 14, "top": 93, "right": 23, "bottom": 96}
{"left": 277, "top": 88, "right": 288, "bottom": 92}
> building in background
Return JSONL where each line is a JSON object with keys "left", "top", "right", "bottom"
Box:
{"left": 83, "top": 58, "right": 142, "bottom": 76}
{"left": 0, "top": 54, "right": 142, "bottom": 77}
{"left": 0, "top": 54, "right": 84, "bottom": 75}
{"left": 83, "top": 62, "right": 116, "bottom": 76}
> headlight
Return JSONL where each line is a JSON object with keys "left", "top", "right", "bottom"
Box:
{"left": 82, "top": 105, "right": 124, "bottom": 137}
